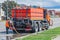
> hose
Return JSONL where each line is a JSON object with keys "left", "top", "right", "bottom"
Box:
{"left": 13, "top": 26, "right": 20, "bottom": 34}
{"left": 10, "top": 23, "right": 20, "bottom": 34}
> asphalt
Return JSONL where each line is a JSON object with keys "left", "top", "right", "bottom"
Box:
{"left": 0, "top": 18, "right": 60, "bottom": 40}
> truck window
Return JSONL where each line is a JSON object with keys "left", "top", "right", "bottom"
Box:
{"left": 42, "top": 20, "right": 47, "bottom": 23}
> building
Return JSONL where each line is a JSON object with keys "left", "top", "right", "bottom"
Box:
{"left": 47, "top": 9, "right": 60, "bottom": 17}
{"left": 55, "top": 11, "right": 60, "bottom": 17}
{"left": 0, "top": 3, "right": 5, "bottom": 20}
{"left": 47, "top": 10, "right": 55, "bottom": 17}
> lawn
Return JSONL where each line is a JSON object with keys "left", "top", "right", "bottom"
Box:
{"left": 16, "top": 27, "right": 60, "bottom": 40}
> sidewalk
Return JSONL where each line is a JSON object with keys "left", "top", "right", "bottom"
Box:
{"left": 52, "top": 36, "right": 60, "bottom": 40}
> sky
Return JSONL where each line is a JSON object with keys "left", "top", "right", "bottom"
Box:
{"left": 0, "top": 0, "right": 60, "bottom": 9}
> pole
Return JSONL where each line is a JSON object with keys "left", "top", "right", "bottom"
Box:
{"left": 16, "top": 0, "right": 17, "bottom": 7}
{"left": 6, "top": 0, "right": 9, "bottom": 20}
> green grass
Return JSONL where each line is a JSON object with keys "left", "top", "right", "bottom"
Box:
{"left": 16, "top": 27, "right": 60, "bottom": 40}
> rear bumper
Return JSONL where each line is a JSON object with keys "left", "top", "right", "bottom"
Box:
{"left": 16, "top": 28, "right": 32, "bottom": 31}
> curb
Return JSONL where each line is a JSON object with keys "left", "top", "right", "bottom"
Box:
{"left": 12, "top": 27, "right": 60, "bottom": 40}
{"left": 12, "top": 31, "right": 44, "bottom": 40}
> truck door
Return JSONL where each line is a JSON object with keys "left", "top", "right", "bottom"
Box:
{"left": 44, "top": 9, "right": 47, "bottom": 18}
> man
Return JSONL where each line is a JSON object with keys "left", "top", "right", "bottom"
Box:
{"left": 46, "top": 13, "right": 50, "bottom": 25}
{"left": 5, "top": 18, "right": 10, "bottom": 34}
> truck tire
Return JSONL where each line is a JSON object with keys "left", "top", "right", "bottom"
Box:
{"left": 31, "top": 26, "right": 39, "bottom": 33}
{"left": 45, "top": 23, "right": 49, "bottom": 30}
{"left": 45, "top": 28, "right": 48, "bottom": 30}
{"left": 38, "top": 27, "right": 42, "bottom": 32}
{"left": 38, "top": 27, "right": 40, "bottom": 32}
{"left": 41, "top": 28, "right": 44, "bottom": 31}
{"left": 35, "top": 26, "right": 39, "bottom": 32}
{"left": 38, "top": 23, "right": 42, "bottom": 31}
{"left": 45, "top": 26, "right": 49, "bottom": 30}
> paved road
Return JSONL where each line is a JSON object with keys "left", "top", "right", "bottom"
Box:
{"left": 0, "top": 21, "right": 13, "bottom": 40}
{"left": 0, "top": 18, "right": 60, "bottom": 40}
{"left": 52, "top": 36, "right": 60, "bottom": 40}
{"left": 0, "top": 21, "right": 6, "bottom": 32}
{"left": 0, "top": 21, "right": 31, "bottom": 40}
{"left": 50, "top": 18, "right": 60, "bottom": 29}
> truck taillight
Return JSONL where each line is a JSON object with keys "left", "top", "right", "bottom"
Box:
{"left": 26, "top": 26, "right": 31, "bottom": 29}
{"left": 25, "top": 25, "right": 31, "bottom": 31}
{"left": 26, "top": 24, "right": 31, "bottom": 29}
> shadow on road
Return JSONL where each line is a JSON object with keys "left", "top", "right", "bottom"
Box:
{"left": 0, "top": 31, "right": 13, "bottom": 34}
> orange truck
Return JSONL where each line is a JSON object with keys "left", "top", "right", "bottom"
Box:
{"left": 11, "top": 7, "right": 50, "bottom": 33}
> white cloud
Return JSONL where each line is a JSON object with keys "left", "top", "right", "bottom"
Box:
{"left": 0, "top": 0, "right": 60, "bottom": 7}
{"left": 53, "top": 0, "right": 60, "bottom": 3}
{"left": 17, "top": 0, "right": 55, "bottom": 7}
{"left": 0, "top": 0, "right": 6, "bottom": 3}
{"left": 41, "top": 2, "right": 55, "bottom": 7}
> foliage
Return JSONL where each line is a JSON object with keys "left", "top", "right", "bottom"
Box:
{"left": 2, "top": 1, "right": 19, "bottom": 17}
{"left": 17, "top": 27, "right": 60, "bottom": 40}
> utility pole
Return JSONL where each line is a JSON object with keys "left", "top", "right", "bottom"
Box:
{"left": 16, "top": 0, "right": 17, "bottom": 7}
{"left": 6, "top": 0, "right": 9, "bottom": 20}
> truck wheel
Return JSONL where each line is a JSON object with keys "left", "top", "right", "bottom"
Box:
{"left": 42, "top": 28, "right": 44, "bottom": 31}
{"left": 45, "top": 28, "right": 48, "bottom": 30}
{"left": 38, "top": 27, "right": 42, "bottom": 32}
{"left": 38, "top": 26, "right": 40, "bottom": 32}
{"left": 31, "top": 26, "right": 38, "bottom": 33}
{"left": 35, "top": 27, "right": 39, "bottom": 32}
{"left": 41, "top": 27, "right": 45, "bottom": 31}
{"left": 33, "top": 27, "right": 39, "bottom": 33}
{"left": 45, "top": 26, "right": 49, "bottom": 30}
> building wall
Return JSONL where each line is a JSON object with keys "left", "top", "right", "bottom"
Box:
{"left": 0, "top": 3, "right": 5, "bottom": 20}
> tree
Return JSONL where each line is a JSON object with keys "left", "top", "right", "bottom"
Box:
{"left": 2, "top": 1, "right": 19, "bottom": 19}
